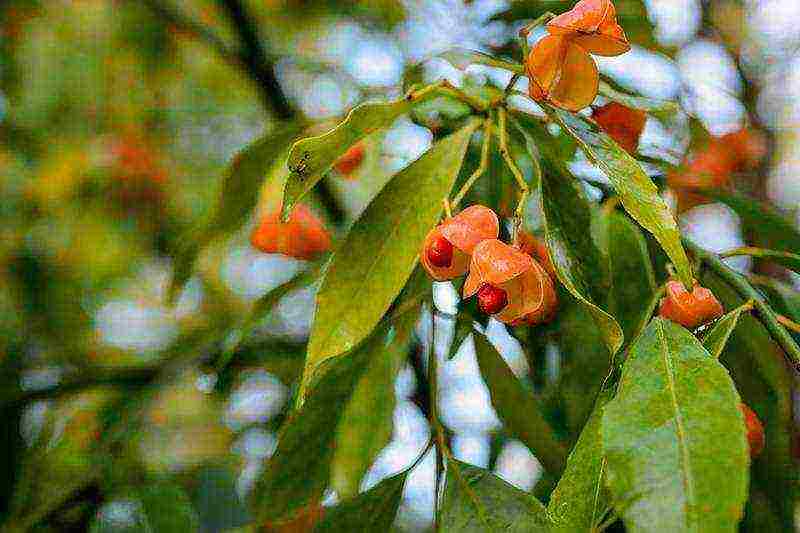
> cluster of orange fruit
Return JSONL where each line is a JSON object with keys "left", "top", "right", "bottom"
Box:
{"left": 526, "top": 0, "right": 631, "bottom": 111}
{"left": 421, "top": 205, "right": 558, "bottom": 326}
{"left": 249, "top": 144, "right": 364, "bottom": 259}
{"left": 668, "top": 128, "right": 766, "bottom": 212}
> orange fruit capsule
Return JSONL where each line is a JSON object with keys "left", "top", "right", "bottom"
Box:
{"left": 526, "top": 35, "right": 599, "bottom": 112}
{"left": 658, "top": 280, "right": 724, "bottom": 329}
{"left": 720, "top": 128, "right": 767, "bottom": 171}
{"left": 250, "top": 204, "right": 332, "bottom": 260}
{"left": 516, "top": 231, "right": 557, "bottom": 280}
{"left": 333, "top": 143, "right": 365, "bottom": 178}
{"left": 463, "top": 240, "right": 556, "bottom": 324}
{"left": 739, "top": 403, "right": 764, "bottom": 459}
{"left": 421, "top": 205, "right": 500, "bottom": 281}
{"left": 591, "top": 102, "right": 647, "bottom": 154}
{"left": 547, "top": 0, "right": 631, "bottom": 57}
{"left": 667, "top": 142, "right": 735, "bottom": 213}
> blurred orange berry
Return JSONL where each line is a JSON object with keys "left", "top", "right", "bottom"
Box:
{"left": 250, "top": 204, "right": 332, "bottom": 260}
{"left": 333, "top": 143, "right": 365, "bottom": 178}
{"left": 739, "top": 403, "right": 765, "bottom": 459}
{"left": 720, "top": 128, "right": 767, "bottom": 171}
{"left": 658, "top": 280, "right": 724, "bottom": 329}
{"left": 591, "top": 102, "right": 647, "bottom": 154}
{"left": 547, "top": 0, "right": 631, "bottom": 57}
{"left": 464, "top": 239, "right": 557, "bottom": 324}
{"left": 421, "top": 205, "right": 500, "bottom": 281}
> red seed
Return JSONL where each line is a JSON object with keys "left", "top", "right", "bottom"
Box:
{"left": 427, "top": 235, "right": 454, "bottom": 268}
{"left": 477, "top": 284, "right": 508, "bottom": 315}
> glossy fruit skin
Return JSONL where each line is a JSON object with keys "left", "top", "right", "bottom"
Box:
{"left": 477, "top": 284, "right": 509, "bottom": 315}
{"left": 740, "top": 403, "right": 765, "bottom": 459}
{"left": 333, "top": 143, "right": 365, "bottom": 177}
{"left": 250, "top": 204, "right": 332, "bottom": 260}
{"left": 658, "top": 280, "right": 724, "bottom": 329}
{"left": 427, "top": 234, "right": 454, "bottom": 268}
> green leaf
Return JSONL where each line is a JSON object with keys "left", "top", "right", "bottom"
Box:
{"left": 603, "top": 212, "right": 657, "bottom": 343}
{"left": 537, "top": 150, "right": 623, "bottom": 355}
{"left": 546, "top": 106, "right": 693, "bottom": 288}
{"left": 722, "top": 247, "right": 800, "bottom": 276}
{"left": 303, "top": 120, "right": 479, "bottom": 389}
{"left": 548, "top": 389, "right": 613, "bottom": 533}
{"left": 473, "top": 332, "right": 566, "bottom": 474}
{"left": 167, "top": 126, "right": 300, "bottom": 303}
{"left": 313, "top": 470, "right": 408, "bottom": 532}
{"left": 283, "top": 95, "right": 434, "bottom": 218}
{"left": 91, "top": 483, "right": 199, "bottom": 533}
{"left": 602, "top": 318, "right": 748, "bottom": 533}
{"left": 436, "top": 48, "right": 525, "bottom": 74}
{"left": 707, "top": 190, "right": 800, "bottom": 254}
{"left": 249, "top": 337, "right": 376, "bottom": 522}
{"left": 702, "top": 274, "right": 797, "bottom": 529}
{"left": 598, "top": 82, "right": 680, "bottom": 123}
{"left": 702, "top": 303, "right": 751, "bottom": 359}
{"left": 440, "top": 459, "right": 552, "bottom": 532}
{"left": 449, "top": 314, "right": 475, "bottom": 359}
{"left": 331, "top": 309, "right": 417, "bottom": 498}
{"left": 251, "top": 291, "right": 423, "bottom": 523}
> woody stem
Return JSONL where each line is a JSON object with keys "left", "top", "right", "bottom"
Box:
{"left": 450, "top": 116, "right": 493, "bottom": 208}
{"left": 497, "top": 108, "right": 529, "bottom": 242}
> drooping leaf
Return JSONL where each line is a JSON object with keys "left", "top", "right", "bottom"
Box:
{"left": 440, "top": 459, "right": 552, "bottom": 532}
{"left": 702, "top": 274, "right": 797, "bottom": 530}
{"left": 436, "top": 48, "right": 525, "bottom": 74}
{"left": 331, "top": 309, "right": 418, "bottom": 498}
{"left": 546, "top": 106, "right": 693, "bottom": 288}
{"left": 603, "top": 212, "right": 657, "bottom": 343}
{"left": 536, "top": 146, "right": 623, "bottom": 355}
{"left": 598, "top": 82, "right": 680, "bottom": 123}
{"left": 449, "top": 314, "right": 475, "bottom": 359}
{"left": 548, "top": 389, "right": 613, "bottom": 533}
{"left": 723, "top": 247, "right": 800, "bottom": 276}
{"left": 249, "top": 337, "right": 376, "bottom": 522}
{"left": 602, "top": 318, "right": 748, "bottom": 533}
{"left": 168, "top": 126, "right": 300, "bottom": 303}
{"left": 303, "top": 120, "right": 479, "bottom": 389}
{"left": 473, "top": 333, "right": 566, "bottom": 474}
{"left": 91, "top": 483, "right": 199, "bottom": 533}
{"left": 313, "top": 470, "right": 409, "bottom": 532}
{"left": 707, "top": 190, "right": 800, "bottom": 254}
{"left": 702, "top": 303, "right": 752, "bottom": 359}
{"left": 283, "top": 94, "right": 438, "bottom": 217}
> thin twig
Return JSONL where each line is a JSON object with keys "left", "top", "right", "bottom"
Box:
{"left": 450, "top": 116, "right": 493, "bottom": 208}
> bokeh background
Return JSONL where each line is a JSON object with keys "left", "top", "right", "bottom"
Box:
{"left": 0, "top": 0, "right": 798, "bottom": 530}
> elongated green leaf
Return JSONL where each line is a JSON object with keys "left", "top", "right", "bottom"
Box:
{"left": 538, "top": 155, "right": 623, "bottom": 355}
{"left": 283, "top": 95, "right": 434, "bottom": 217}
{"left": 707, "top": 190, "right": 800, "bottom": 254}
{"left": 441, "top": 459, "right": 551, "bottom": 532}
{"left": 313, "top": 470, "right": 408, "bottom": 532}
{"left": 168, "top": 126, "right": 300, "bottom": 303}
{"left": 250, "top": 334, "right": 377, "bottom": 522}
{"left": 602, "top": 318, "right": 748, "bottom": 533}
{"left": 473, "top": 333, "right": 566, "bottom": 474}
{"left": 702, "top": 274, "right": 797, "bottom": 529}
{"left": 331, "top": 309, "right": 418, "bottom": 498}
{"left": 598, "top": 82, "right": 680, "bottom": 122}
{"left": 702, "top": 304, "right": 751, "bottom": 359}
{"left": 548, "top": 389, "right": 613, "bottom": 533}
{"left": 603, "top": 212, "right": 657, "bottom": 343}
{"left": 437, "top": 48, "right": 525, "bottom": 74}
{"left": 304, "top": 120, "right": 479, "bottom": 388}
{"left": 723, "top": 247, "right": 800, "bottom": 276}
{"left": 546, "top": 107, "right": 693, "bottom": 288}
